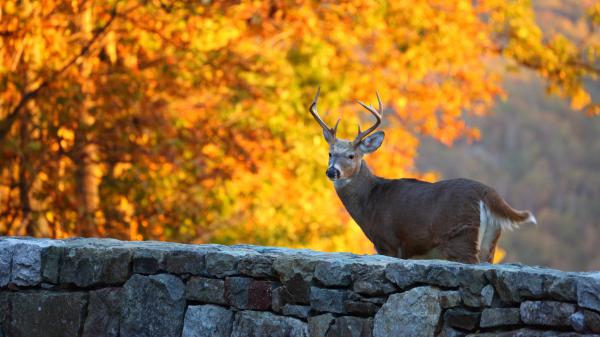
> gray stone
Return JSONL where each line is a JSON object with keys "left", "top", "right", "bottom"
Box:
{"left": 360, "top": 296, "right": 386, "bottom": 305}
{"left": 272, "top": 275, "right": 310, "bottom": 310}
{"left": 343, "top": 300, "right": 380, "bottom": 316}
{"left": 547, "top": 275, "right": 578, "bottom": 302}
{"left": 60, "top": 246, "right": 131, "bottom": 287}
{"left": 182, "top": 305, "right": 233, "bottom": 337}
{"left": 133, "top": 248, "right": 166, "bottom": 274}
{"left": 315, "top": 260, "right": 353, "bottom": 287}
{"left": 486, "top": 266, "right": 549, "bottom": 303}
{"left": 578, "top": 274, "right": 600, "bottom": 312}
{"left": 460, "top": 288, "right": 483, "bottom": 308}
{"left": 440, "top": 290, "right": 462, "bottom": 308}
{"left": 205, "top": 250, "right": 248, "bottom": 277}
{"left": 309, "top": 313, "right": 335, "bottom": 337}
{"left": 186, "top": 277, "right": 226, "bottom": 304}
{"left": 444, "top": 308, "right": 480, "bottom": 331}
{"left": 373, "top": 286, "right": 441, "bottom": 337}
{"left": 238, "top": 253, "right": 275, "bottom": 278}
{"left": 384, "top": 260, "right": 429, "bottom": 289}
{"left": 225, "top": 277, "right": 273, "bottom": 310}
{"left": 520, "top": 300, "right": 576, "bottom": 327}
{"left": 438, "top": 325, "right": 466, "bottom": 337}
{"left": 570, "top": 311, "right": 587, "bottom": 333}
{"left": 487, "top": 266, "right": 575, "bottom": 304}
{"left": 225, "top": 277, "right": 251, "bottom": 308}
{"left": 120, "top": 274, "right": 186, "bottom": 337}
{"left": 480, "top": 285, "right": 495, "bottom": 307}
{"left": 8, "top": 240, "right": 61, "bottom": 286}
{"left": 231, "top": 310, "right": 308, "bottom": 337}
{"left": 352, "top": 265, "right": 396, "bottom": 296}
{"left": 282, "top": 304, "right": 311, "bottom": 318}
{"left": 327, "top": 316, "right": 372, "bottom": 337}
{"left": 272, "top": 286, "right": 286, "bottom": 312}
{"left": 6, "top": 291, "right": 87, "bottom": 337}
{"left": 0, "top": 242, "right": 11, "bottom": 287}
{"left": 466, "top": 328, "right": 589, "bottom": 336}
{"left": 83, "top": 287, "right": 122, "bottom": 337}
{"left": 284, "top": 274, "right": 311, "bottom": 303}
{"left": 41, "top": 245, "right": 62, "bottom": 284}
{"left": 310, "top": 287, "right": 350, "bottom": 314}
{"left": 385, "top": 260, "right": 488, "bottom": 295}
{"left": 480, "top": 308, "right": 520, "bottom": 328}
{"left": 584, "top": 309, "right": 600, "bottom": 333}
{"left": 273, "top": 255, "right": 319, "bottom": 282}
{"left": 0, "top": 291, "right": 9, "bottom": 326}
{"left": 165, "top": 249, "right": 206, "bottom": 275}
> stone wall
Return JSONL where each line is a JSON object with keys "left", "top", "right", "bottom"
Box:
{"left": 0, "top": 237, "right": 599, "bottom": 337}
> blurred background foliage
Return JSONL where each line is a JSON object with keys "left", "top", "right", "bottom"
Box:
{"left": 0, "top": 0, "right": 598, "bottom": 270}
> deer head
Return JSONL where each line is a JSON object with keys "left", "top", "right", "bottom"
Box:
{"left": 309, "top": 87, "right": 385, "bottom": 182}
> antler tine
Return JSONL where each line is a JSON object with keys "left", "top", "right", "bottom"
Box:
{"left": 353, "top": 91, "right": 383, "bottom": 146}
{"left": 309, "top": 86, "right": 338, "bottom": 140}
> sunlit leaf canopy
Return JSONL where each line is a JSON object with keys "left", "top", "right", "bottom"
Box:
{"left": 0, "top": 0, "right": 598, "bottom": 255}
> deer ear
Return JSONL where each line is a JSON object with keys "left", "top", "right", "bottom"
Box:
{"left": 358, "top": 131, "right": 384, "bottom": 153}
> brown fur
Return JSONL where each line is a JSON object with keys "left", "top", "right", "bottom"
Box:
{"left": 483, "top": 191, "right": 531, "bottom": 223}
{"left": 333, "top": 159, "right": 530, "bottom": 263}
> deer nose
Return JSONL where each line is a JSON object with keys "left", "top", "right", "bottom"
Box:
{"left": 326, "top": 167, "right": 340, "bottom": 180}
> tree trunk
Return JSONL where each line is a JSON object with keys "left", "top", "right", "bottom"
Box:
{"left": 73, "top": 4, "right": 100, "bottom": 237}
{"left": 18, "top": 109, "right": 33, "bottom": 236}
{"left": 73, "top": 137, "right": 99, "bottom": 237}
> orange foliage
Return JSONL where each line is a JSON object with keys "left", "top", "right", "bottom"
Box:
{"left": 0, "top": 0, "right": 597, "bottom": 255}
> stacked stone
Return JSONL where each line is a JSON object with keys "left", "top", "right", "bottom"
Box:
{"left": 0, "top": 237, "right": 599, "bottom": 337}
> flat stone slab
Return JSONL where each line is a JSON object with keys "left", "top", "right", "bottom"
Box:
{"left": 578, "top": 274, "right": 600, "bottom": 312}
{"left": 186, "top": 277, "right": 226, "bottom": 304}
{"left": 480, "top": 307, "right": 521, "bottom": 328}
{"left": 520, "top": 301, "right": 576, "bottom": 327}
{"left": 310, "top": 287, "right": 351, "bottom": 314}
{"left": 83, "top": 287, "right": 122, "bottom": 337}
{"left": 327, "top": 316, "right": 373, "bottom": 337}
{"left": 60, "top": 245, "right": 131, "bottom": 287}
{"left": 231, "top": 310, "right": 308, "bottom": 337}
{"left": 120, "top": 274, "right": 186, "bottom": 337}
{"left": 182, "top": 305, "right": 233, "bottom": 337}
{"left": 373, "top": 286, "right": 441, "bottom": 337}
{"left": 4, "top": 291, "right": 87, "bottom": 337}
{"left": 309, "top": 313, "right": 335, "bottom": 337}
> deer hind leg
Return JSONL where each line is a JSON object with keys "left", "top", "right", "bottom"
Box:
{"left": 440, "top": 231, "right": 479, "bottom": 263}
{"left": 478, "top": 201, "right": 503, "bottom": 263}
{"left": 443, "top": 236, "right": 480, "bottom": 264}
{"left": 374, "top": 244, "right": 403, "bottom": 259}
{"left": 479, "top": 226, "right": 501, "bottom": 263}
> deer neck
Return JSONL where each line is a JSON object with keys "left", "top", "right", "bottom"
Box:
{"left": 333, "top": 160, "right": 379, "bottom": 225}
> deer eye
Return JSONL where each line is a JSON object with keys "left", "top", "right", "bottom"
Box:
{"left": 348, "top": 154, "right": 355, "bottom": 159}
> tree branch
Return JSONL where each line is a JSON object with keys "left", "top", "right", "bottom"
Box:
{"left": 0, "top": 3, "right": 120, "bottom": 141}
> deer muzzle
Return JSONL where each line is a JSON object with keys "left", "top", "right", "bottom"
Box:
{"left": 326, "top": 167, "right": 340, "bottom": 181}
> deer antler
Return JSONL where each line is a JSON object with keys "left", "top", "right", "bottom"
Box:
{"left": 309, "top": 87, "right": 340, "bottom": 142}
{"left": 353, "top": 91, "right": 383, "bottom": 147}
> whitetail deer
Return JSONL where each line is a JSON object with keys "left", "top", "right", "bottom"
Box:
{"left": 309, "top": 88, "right": 536, "bottom": 263}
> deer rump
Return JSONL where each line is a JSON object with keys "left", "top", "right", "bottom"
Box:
{"left": 359, "top": 177, "right": 536, "bottom": 264}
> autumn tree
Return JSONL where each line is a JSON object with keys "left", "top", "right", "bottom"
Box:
{"left": 0, "top": 0, "right": 598, "bottom": 254}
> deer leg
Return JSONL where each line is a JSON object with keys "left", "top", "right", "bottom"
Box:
{"left": 485, "top": 228, "right": 501, "bottom": 263}
{"left": 395, "top": 246, "right": 404, "bottom": 259}
{"left": 374, "top": 245, "right": 387, "bottom": 256}
{"left": 443, "top": 233, "right": 480, "bottom": 264}
{"left": 374, "top": 244, "right": 401, "bottom": 258}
